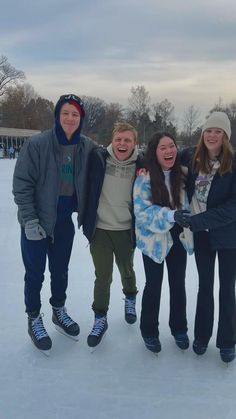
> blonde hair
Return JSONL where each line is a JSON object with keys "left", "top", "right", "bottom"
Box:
{"left": 193, "top": 133, "right": 234, "bottom": 175}
{"left": 112, "top": 122, "right": 138, "bottom": 143}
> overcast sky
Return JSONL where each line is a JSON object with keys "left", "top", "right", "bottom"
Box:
{"left": 1, "top": 0, "right": 236, "bottom": 125}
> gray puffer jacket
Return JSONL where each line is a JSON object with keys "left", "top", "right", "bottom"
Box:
{"left": 13, "top": 128, "right": 96, "bottom": 236}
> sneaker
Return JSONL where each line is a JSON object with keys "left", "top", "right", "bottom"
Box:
{"left": 174, "top": 333, "right": 189, "bottom": 350}
{"left": 124, "top": 295, "right": 137, "bottom": 324}
{"left": 28, "top": 313, "right": 52, "bottom": 351}
{"left": 192, "top": 339, "right": 208, "bottom": 355}
{"left": 87, "top": 314, "right": 108, "bottom": 348}
{"left": 143, "top": 337, "right": 161, "bottom": 353}
{"left": 220, "top": 347, "right": 236, "bottom": 363}
{"left": 52, "top": 306, "right": 80, "bottom": 337}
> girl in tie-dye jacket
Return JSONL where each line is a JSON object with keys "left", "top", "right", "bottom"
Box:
{"left": 133, "top": 132, "right": 193, "bottom": 354}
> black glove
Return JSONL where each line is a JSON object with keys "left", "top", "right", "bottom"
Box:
{"left": 174, "top": 210, "right": 191, "bottom": 228}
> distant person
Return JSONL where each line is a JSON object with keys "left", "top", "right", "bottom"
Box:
{"left": 181, "top": 112, "right": 236, "bottom": 363}
{"left": 9, "top": 146, "right": 15, "bottom": 159}
{"left": 83, "top": 122, "right": 142, "bottom": 349}
{"left": 15, "top": 146, "right": 21, "bottom": 158}
{"left": 133, "top": 132, "right": 193, "bottom": 354}
{"left": 13, "top": 94, "right": 96, "bottom": 353}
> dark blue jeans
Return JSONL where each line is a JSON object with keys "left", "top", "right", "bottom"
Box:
{"left": 21, "top": 217, "right": 75, "bottom": 314}
{"left": 140, "top": 224, "right": 187, "bottom": 339}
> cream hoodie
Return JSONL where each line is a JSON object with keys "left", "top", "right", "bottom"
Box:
{"left": 96, "top": 144, "right": 138, "bottom": 230}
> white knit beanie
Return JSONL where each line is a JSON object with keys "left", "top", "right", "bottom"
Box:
{"left": 201, "top": 111, "right": 231, "bottom": 140}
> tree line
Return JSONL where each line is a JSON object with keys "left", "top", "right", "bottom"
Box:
{"left": 1, "top": 55, "right": 236, "bottom": 148}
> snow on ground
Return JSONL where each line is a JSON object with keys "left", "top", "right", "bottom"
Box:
{"left": 0, "top": 159, "right": 236, "bottom": 419}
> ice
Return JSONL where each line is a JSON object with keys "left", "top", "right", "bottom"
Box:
{"left": 0, "top": 159, "right": 235, "bottom": 419}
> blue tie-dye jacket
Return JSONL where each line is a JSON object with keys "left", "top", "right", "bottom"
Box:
{"left": 133, "top": 173, "right": 194, "bottom": 263}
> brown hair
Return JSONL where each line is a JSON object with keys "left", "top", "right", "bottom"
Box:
{"left": 192, "top": 133, "right": 234, "bottom": 175}
{"left": 144, "top": 132, "right": 183, "bottom": 209}
{"left": 112, "top": 122, "right": 138, "bottom": 143}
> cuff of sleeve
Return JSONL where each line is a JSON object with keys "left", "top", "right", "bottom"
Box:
{"left": 167, "top": 210, "right": 176, "bottom": 223}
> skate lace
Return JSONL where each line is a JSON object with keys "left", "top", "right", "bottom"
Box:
{"left": 55, "top": 307, "right": 75, "bottom": 327}
{"left": 32, "top": 314, "right": 48, "bottom": 340}
{"left": 125, "top": 297, "right": 136, "bottom": 315}
{"left": 90, "top": 317, "right": 107, "bottom": 337}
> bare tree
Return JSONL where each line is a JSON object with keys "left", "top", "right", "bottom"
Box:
{"left": 99, "top": 102, "right": 124, "bottom": 144}
{"left": 128, "top": 85, "right": 151, "bottom": 123}
{"left": 152, "top": 99, "right": 175, "bottom": 130}
{"left": 0, "top": 55, "right": 25, "bottom": 97}
{"left": 182, "top": 105, "right": 200, "bottom": 146}
{"left": 226, "top": 101, "right": 236, "bottom": 120}
{"left": 127, "top": 85, "right": 151, "bottom": 143}
{"left": 81, "top": 95, "right": 106, "bottom": 139}
{"left": 1, "top": 84, "right": 34, "bottom": 128}
{"left": 0, "top": 83, "right": 53, "bottom": 129}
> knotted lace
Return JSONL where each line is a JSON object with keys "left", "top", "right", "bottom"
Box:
{"left": 125, "top": 297, "right": 136, "bottom": 316}
{"left": 31, "top": 314, "right": 48, "bottom": 340}
{"left": 90, "top": 316, "right": 107, "bottom": 337}
{"left": 54, "top": 306, "right": 75, "bottom": 328}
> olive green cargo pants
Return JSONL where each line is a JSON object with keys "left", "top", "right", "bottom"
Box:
{"left": 90, "top": 228, "right": 137, "bottom": 314}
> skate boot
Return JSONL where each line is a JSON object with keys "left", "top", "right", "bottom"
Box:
{"left": 192, "top": 340, "right": 208, "bottom": 355}
{"left": 52, "top": 306, "right": 80, "bottom": 339}
{"left": 28, "top": 313, "right": 52, "bottom": 352}
{"left": 220, "top": 347, "right": 235, "bottom": 363}
{"left": 87, "top": 314, "right": 108, "bottom": 348}
{"left": 143, "top": 337, "right": 161, "bottom": 354}
{"left": 124, "top": 295, "right": 137, "bottom": 324}
{"left": 174, "top": 332, "right": 189, "bottom": 350}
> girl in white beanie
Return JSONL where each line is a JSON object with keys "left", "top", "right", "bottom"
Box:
{"left": 180, "top": 111, "right": 236, "bottom": 363}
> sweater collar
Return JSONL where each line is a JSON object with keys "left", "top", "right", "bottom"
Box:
{"left": 107, "top": 143, "right": 138, "bottom": 165}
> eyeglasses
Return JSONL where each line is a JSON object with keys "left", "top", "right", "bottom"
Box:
{"left": 60, "top": 94, "right": 83, "bottom": 106}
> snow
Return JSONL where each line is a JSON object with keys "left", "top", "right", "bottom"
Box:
{"left": 1, "top": 159, "right": 236, "bottom": 419}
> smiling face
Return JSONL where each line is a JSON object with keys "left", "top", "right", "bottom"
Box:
{"left": 60, "top": 103, "right": 81, "bottom": 140}
{"left": 155, "top": 136, "right": 177, "bottom": 170}
{"left": 112, "top": 130, "right": 136, "bottom": 161}
{"left": 203, "top": 128, "right": 224, "bottom": 158}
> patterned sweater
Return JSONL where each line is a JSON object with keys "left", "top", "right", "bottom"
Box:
{"left": 133, "top": 173, "right": 194, "bottom": 263}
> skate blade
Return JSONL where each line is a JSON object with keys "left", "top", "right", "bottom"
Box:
{"left": 30, "top": 338, "right": 52, "bottom": 357}
{"left": 54, "top": 325, "right": 79, "bottom": 341}
{"left": 32, "top": 343, "right": 51, "bottom": 357}
{"left": 40, "top": 349, "right": 51, "bottom": 357}
{"left": 88, "top": 332, "right": 106, "bottom": 353}
{"left": 151, "top": 351, "right": 160, "bottom": 357}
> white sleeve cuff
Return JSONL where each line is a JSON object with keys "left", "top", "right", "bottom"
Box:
{"left": 167, "top": 210, "right": 176, "bottom": 223}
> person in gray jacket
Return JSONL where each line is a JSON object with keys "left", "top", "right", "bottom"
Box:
{"left": 13, "top": 94, "right": 96, "bottom": 353}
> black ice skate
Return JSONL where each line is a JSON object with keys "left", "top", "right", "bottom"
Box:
{"left": 87, "top": 314, "right": 108, "bottom": 350}
{"left": 28, "top": 313, "right": 52, "bottom": 355}
{"left": 52, "top": 306, "right": 80, "bottom": 341}
{"left": 124, "top": 295, "right": 137, "bottom": 324}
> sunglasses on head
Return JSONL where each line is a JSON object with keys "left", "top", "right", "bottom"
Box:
{"left": 60, "top": 94, "right": 83, "bottom": 106}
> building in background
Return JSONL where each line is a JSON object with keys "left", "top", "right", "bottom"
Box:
{"left": 0, "top": 127, "right": 41, "bottom": 157}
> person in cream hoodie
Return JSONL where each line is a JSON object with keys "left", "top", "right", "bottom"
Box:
{"left": 83, "top": 122, "right": 142, "bottom": 349}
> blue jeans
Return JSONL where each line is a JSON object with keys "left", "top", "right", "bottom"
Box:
{"left": 21, "top": 217, "right": 75, "bottom": 314}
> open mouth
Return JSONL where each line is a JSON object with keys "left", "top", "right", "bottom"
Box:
{"left": 117, "top": 148, "right": 127, "bottom": 153}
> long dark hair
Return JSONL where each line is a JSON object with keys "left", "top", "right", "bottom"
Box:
{"left": 143, "top": 132, "right": 182, "bottom": 209}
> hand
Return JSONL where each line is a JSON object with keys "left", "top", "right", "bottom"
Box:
{"left": 136, "top": 168, "right": 147, "bottom": 176}
{"left": 25, "top": 219, "right": 47, "bottom": 240}
{"left": 174, "top": 210, "right": 191, "bottom": 228}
